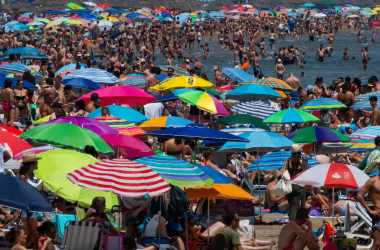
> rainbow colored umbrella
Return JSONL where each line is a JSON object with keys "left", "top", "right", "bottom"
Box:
{"left": 150, "top": 75, "right": 214, "bottom": 91}
{"left": 264, "top": 108, "right": 320, "bottom": 124}
{"left": 173, "top": 89, "right": 229, "bottom": 116}
{"left": 301, "top": 98, "right": 346, "bottom": 110}
{"left": 139, "top": 116, "right": 195, "bottom": 130}
{"left": 254, "top": 77, "right": 293, "bottom": 91}
{"left": 96, "top": 117, "right": 145, "bottom": 137}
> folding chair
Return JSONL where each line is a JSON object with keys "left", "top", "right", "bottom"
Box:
{"left": 62, "top": 221, "right": 101, "bottom": 250}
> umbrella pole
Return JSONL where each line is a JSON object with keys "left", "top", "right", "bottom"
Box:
{"left": 185, "top": 211, "right": 189, "bottom": 250}
{"left": 207, "top": 198, "right": 210, "bottom": 245}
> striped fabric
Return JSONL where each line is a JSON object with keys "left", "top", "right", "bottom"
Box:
{"left": 63, "top": 68, "right": 119, "bottom": 84}
{"left": 350, "top": 126, "right": 380, "bottom": 140}
{"left": 121, "top": 73, "right": 147, "bottom": 87}
{"left": 67, "top": 159, "right": 170, "bottom": 197}
{"left": 352, "top": 91, "right": 380, "bottom": 110}
{"left": 231, "top": 100, "right": 280, "bottom": 119}
{"left": 136, "top": 155, "right": 213, "bottom": 188}
{"left": 0, "top": 63, "right": 30, "bottom": 75}
{"left": 96, "top": 117, "right": 145, "bottom": 136}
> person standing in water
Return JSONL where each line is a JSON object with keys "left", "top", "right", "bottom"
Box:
{"left": 362, "top": 47, "right": 369, "bottom": 70}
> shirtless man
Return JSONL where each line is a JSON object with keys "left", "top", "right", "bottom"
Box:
{"left": 370, "top": 96, "right": 380, "bottom": 126}
{"left": 358, "top": 169, "right": 380, "bottom": 250}
{"left": 277, "top": 208, "right": 319, "bottom": 250}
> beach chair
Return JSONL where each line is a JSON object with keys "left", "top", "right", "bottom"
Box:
{"left": 62, "top": 221, "right": 101, "bottom": 250}
{"left": 54, "top": 213, "right": 76, "bottom": 240}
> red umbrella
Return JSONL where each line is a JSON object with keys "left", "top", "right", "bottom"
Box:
{"left": 67, "top": 159, "right": 170, "bottom": 197}
{"left": 81, "top": 86, "right": 155, "bottom": 107}
{"left": 101, "top": 134, "right": 153, "bottom": 159}
{"left": 0, "top": 130, "right": 31, "bottom": 157}
{"left": 0, "top": 125, "right": 22, "bottom": 136}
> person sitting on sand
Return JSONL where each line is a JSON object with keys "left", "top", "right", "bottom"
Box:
{"left": 264, "top": 172, "right": 288, "bottom": 212}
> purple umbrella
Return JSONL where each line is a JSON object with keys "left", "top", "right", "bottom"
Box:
{"left": 49, "top": 116, "right": 118, "bottom": 136}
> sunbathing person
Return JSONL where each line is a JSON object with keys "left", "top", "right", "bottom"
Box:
{"left": 264, "top": 172, "right": 288, "bottom": 212}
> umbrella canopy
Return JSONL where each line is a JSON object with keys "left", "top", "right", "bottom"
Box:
{"left": 173, "top": 89, "right": 229, "bottom": 116}
{"left": 67, "top": 159, "right": 170, "bottom": 197}
{"left": 0, "top": 63, "right": 31, "bottom": 75}
{"left": 4, "top": 47, "right": 46, "bottom": 60}
{"left": 219, "top": 130, "right": 294, "bottom": 152}
{"left": 0, "top": 174, "right": 51, "bottom": 212}
{"left": 248, "top": 150, "right": 319, "bottom": 171}
{"left": 221, "top": 67, "right": 256, "bottom": 83}
{"left": 289, "top": 126, "right": 351, "bottom": 144}
{"left": 63, "top": 78, "right": 100, "bottom": 90}
{"left": 37, "top": 149, "right": 118, "bottom": 210}
{"left": 264, "top": 108, "right": 320, "bottom": 124}
{"left": 120, "top": 73, "right": 147, "bottom": 87}
{"left": 353, "top": 91, "right": 380, "bottom": 110}
{"left": 101, "top": 134, "right": 153, "bottom": 159}
{"left": 301, "top": 98, "right": 346, "bottom": 110}
{"left": 254, "top": 77, "right": 293, "bottom": 91}
{"left": 0, "top": 129, "right": 31, "bottom": 157}
{"left": 140, "top": 116, "right": 195, "bottom": 130}
{"left": 5, "top": 22, "right": 29, "bottom": 32}
{"left": 21, "top": 123, "right": 113, "bottom": 154}
{"left": 147, "top": 127, "right": 247, "bottom": 142}
{"left": 88, "top": 105, "right": 147, "bottom": 123}
{"left": 292, "top": 163, "right": 369, "bottom": 189}
{"left": 56, "top": 63, "right": 86, "bottom": 77}
{"left": 217, "top": 114, "right": 269, "bottom": 130}
{"left": 81, "top": 86, "right": 155, "bottom": 107}
{"left": 150, "top": 75, "right": 214, "bottom": 91}
{"left": 0, "top": 124, "right": 22, "bottom": 136}
{"left": 48, "top": 116, "right": 118, "bottom": 136}
{"left": 350, "top": 126, "right": 380, "bottom": 140}
{"left": 63, "top": 68, "right": 119, "bottom": 84}
{"left": 226, "top": 84, "right": 281, "bottom": 101}
{"left": 96, "top": 117, "right": 145, "bottom": 137}
{"left": 14, "top": 145, "right": 58, "bottom": 160}
{"left": 136, "top": 155, "right": 213, "bottom": 188}
{"left": 231, "top": 100, "right": 280, "bottom": 119}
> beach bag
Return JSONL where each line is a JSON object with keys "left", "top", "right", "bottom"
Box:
{"left": 273, "top": 170, "right": 292, "bottom": 196}
{"left": 143, "top": 214, "right": 160, "bottom": 238}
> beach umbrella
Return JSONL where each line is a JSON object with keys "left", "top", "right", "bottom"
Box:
{"left": 289, "top": 126, "right": 350, "bottom": 144}
{"left": 231, "top": 100, "right": 280, "bottom": 119}
{"left": 37, "top": 149, "right": 118, "bottom": 210}
{"left": 63, "top": 68, "right": 119, "bottom": 85}
{"left": 219, "top": 130, "right": 293, "bottom": 152}
{"left": 159, "top": 65, "right": 190, "bottom": 76}
{"left": 101, "top": 134, "right": 153, "bottom": 159}
{"left": 56, "top": 63, "right": 86, "bottom": 77}
{"left": 0, "top": 124, "right": 22, "bottom": 136}
{"left": 64, "top": 78, "right": 100, "bottom": 90}
{"left": 67, "top": 159, "right": 170, "bottom": 197}
{"left": 264, "top": 108, "right": 320, "bottom": 124}
{"left": 139, "top": 116, "right": 195, "bottom": 130}
{"left": 303, "top": 2, "right": 316, "bottom": 8}
{"left": 21, "top": 123, "right": 113, "bottom": 154}
{"left": 173, "top": 89, "right": 229, "bottom": 116}
{"left": 226, "top": 84, "right": 281, "bottom": 101}
{"left": 146, "top": 127, "right": 247, "bottom": 142}
{"left": 4, "top": 22, "right": 29, "bottom": 32}
{"left": 248, "top": 150, "right": 319, "bottom": 171}
{"left": 0, "top": 174, "right": 51, "bottom": 212}
{"left": 352, "top": 91, "right": 380, "bottom": 110}
{"left": 0, "top": 129, "right": 31, "bottom": 157}
{"left": 120, "top": 73, "right": 147, "bottom": 87}
{"left": 254, "top": 77, "right": 293, "bottom": 91}
{"left": 221, "top": 67, "right": 256, "bottom": 83}
{"left": 67, "top": 2, "right": 85, "bottom": 10}
{"left": 350, "top": 126, "right": 380, "bottom": 140}
{"left": 88, "top": 105, "right": 147, "bottom": 123}
{"left": 217, "top": 114, "right": 269, "bottom": 130}
{"left": 13, "top": 145, "right": 58, "bottom": 160}
{"left": 48, "top": 116, "right": 118, "bottom": 136}
{"left": 150, "top": 75, "right": 214, "bottom": 91}
{"left": 81, "top": 86, "right": 155, "bottom": 107}
{"left": 4, "top": 47, "right": 47, "bottom": 60}
{"left": 136, "top": 155, "right": 213, "bottom": 188}
{"left": 0, "top": 63, "right": 32, "bottom": 75}
{"left": 292, "top": 163, "right": 369, "bottom": 189}
{"left": 301, "top": 98, "right": 346, "bottom": 110}
{"left": 96, "top": 117, "right": 145, "bottom": 137}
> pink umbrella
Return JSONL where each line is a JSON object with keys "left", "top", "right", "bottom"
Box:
{"left": 81, "top": 86, "right": 155, "bottom": 107}
{"left": 101, "top": 134, "right": 153, "bottom": 159}
{"left": 14, "top": 145, "right": 59, "bottom": 160}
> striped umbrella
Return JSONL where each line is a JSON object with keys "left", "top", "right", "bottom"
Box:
{"left": 301, "top": 98, "right": 346, "bottom": 110}
{"left": 63, "top": 68, "right": 119, "bottom": 84}
{"left": 226, "top": 84, "right": 281, "bottom": 101}
{"left": 264, "top": 108, "right": 320, "bottom": 124}
{"left": 67, "top": 159, "right": 170, "bottom": 197}
{"left": 96, "top": 117, "right": 145, "bottom": 136}
{"left": 248, "top": 150, "right": 319, "bottom": 171}
{"left": 4, "top": 47, "right": 47, "bottom": 60}
{"left": 13, "top": 145, "right": 59, "bottom": 160}
{"left": 56, "top": 63, "right": 86, "bottom": 77}
{"left": 350, "top": 126, "right": 380, "bottom": 140}
{"left": 0, "top": 63, "right": 31, "bottom": 75}
{"left": 231, "top": 100, "right": 280, "bottom": 119}
{"left": 136, "top": 155, "right": 213, "bottom": 188}
{"left": 254, "top": 77, "right": 293, "bottom": 91}
{"left": 352, "top": 91, "right": 380, "bottom": 110}
{"left": 120, "top": 73, "right": 147, "bottom": 87}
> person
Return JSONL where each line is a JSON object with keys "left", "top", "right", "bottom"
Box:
{"left": 364, "top": 136, "right": 380, "bottom": 173}
{"left": 264, "top": 172, "right": 288, "bottom": 212}
{"left": 358, "top": 167, "right": 380, "bottom": 250}
{"left": 83, "top": 197, "right": 114, "bottom": 232}
{"left": 275, "top": 58, "right": 286, "bottom": 79}
{"left": 220, "top": 213, "right": 243, "bottom": 250}
{"left": 362, "top": 47, "right": 369, "bottom": 70}
{"left": 86, "top": 93, "right": 100, "bottom": 113}
{"left": 143, "top": 102, "right": 165, "bottom": 119}
{"left": 369, "top": 96, "right": 380, "bottom": 125}
{"left": 37, "top": 221, "right": 56, "bottom": 250}
{"left": 8, "top": 228, "right": 28, "bottom": 250}
{"left": 284, "top": 145, "right": 308, "bottom": 220}
{"left": 18, "top": 154, "right": 40, "bottom": 183}
{"left": 277, "top": 208, "right": 319, "bottom": 250}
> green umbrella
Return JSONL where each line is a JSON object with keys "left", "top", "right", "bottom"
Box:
{"left": 21, "top": 123, "right": 113, "bottom": 154}
{"left": 264, "top": 108, "right": 320, "bottom": 124}
{"left": 217, "top": 114, "right": 269, "bottom": 130}
{"left": 36, "top": 149, "right": 118, "bottom": 210}
{"left": 289, "top": 126, "right": 350, "bottom": 144}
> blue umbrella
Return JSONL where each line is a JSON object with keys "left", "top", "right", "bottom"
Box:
{"left": 0, "top": 74, "right": 35, "bottom": 89}
{"left": 219, "top": 130, "right": 294, "bottom": 152}
{"left": 56, "top": 63, "right": 86, "bottom": 77}
{"left": 301, "top": 97, "right": 346, "bottom": 110}
{"left": 303, "top": 2, "right": 316, "bottom": 8}
{"left": 350, "top": 126, "right": 380, "bottom": 140}
{"left": 4, "top": 22, "right": 29, "bottom": 32}
{"left": 352, "top": 91, "right": 380, "bottom": 110}
{"left": 121, "top": 73, "right": 147, "bottom": 87}
{"left": 63, "top": 68, "right": 119, "bottom": 84}
{"left": 248, "top": 150, "right": 319, "bottom": 171}
{"left": 200, "top": 166, "right": 231, "bottom": 184}
{"left": 226, "top": 84, "right": 281, "bottom": 101}
{"left": 0, "top": 174, "right": 52, "bottom": 212}
{"left": 0, "top": 63, "right": 31, "bottom": 75}
{"left": 146, "top": 127, "right": 248, "bottom": 142}
{"left": 87, "top": 105, "right": 147, "bottom": 123}
{"left": 222, "top": 67, "right": 256, "bottom": 83}
{"left": 4, "top": 47, "right": 47, "bottom": 60}
{"left": 64, "top": 78, "right": 100, "bottom": 90}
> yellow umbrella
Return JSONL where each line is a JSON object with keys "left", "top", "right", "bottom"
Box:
{"left": 107, "top": 16, "right": 120, "bottom": 22}
{"left": 33, "top": 115, "right": 52, "bottom": 124}
{"left": 185, "top": 184, "right": 254, "bottom": 201}
{"left": 150, "top": 75, "right": 214, "bottom": 91}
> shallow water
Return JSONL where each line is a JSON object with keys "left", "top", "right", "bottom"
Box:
{"left": 157, "top": 30, "right": 380, "bottom": 86}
